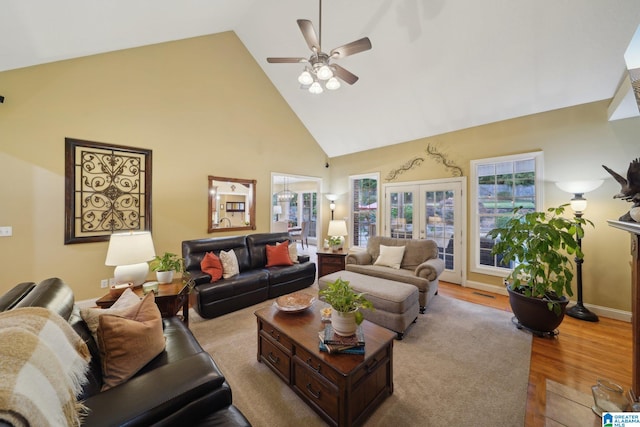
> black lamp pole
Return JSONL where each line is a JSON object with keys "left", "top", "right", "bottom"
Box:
{"left": 566, "top": 209, "right": 599, "bottom": 322}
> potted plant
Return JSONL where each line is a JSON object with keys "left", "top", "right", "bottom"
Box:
{"left": 150, "top": 252, "right": 184, "bottom": 284}
{"left": 328, "top": 236, "right": 342, "bottom": 251}
{"left": 486, "top": 205, "right": 592, "bottom": 334}
{"left": 319, "top": 277, "right": 374, "bottom": 336}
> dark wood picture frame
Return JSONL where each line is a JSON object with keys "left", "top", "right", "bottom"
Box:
{"left": 64, "top": 138, "right": 152, "bottom": 244}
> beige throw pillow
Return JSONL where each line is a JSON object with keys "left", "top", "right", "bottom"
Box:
{"left": 374, "top": 244, "right": 406, "bottom": 269}
{"left": 220, "top": 249, "right": 240, "bottom": 279}
{"left": 96, "top": 292, "right": 165, "bottom": 390}
{"left": 80, "top": 288, "right": 141, "bottom": 341}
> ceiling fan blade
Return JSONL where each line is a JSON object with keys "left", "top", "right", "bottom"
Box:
{"left": 330, "top": 37, "right": 372, "bottom": 59}
{"left": 332, "top": 64, "right": 359, "bottom": 85}
{"left": 267, "top": 57, "right": 308, "bottom": 64}
{"left": 297, "top": 19, "right": 320, "bottom": 52}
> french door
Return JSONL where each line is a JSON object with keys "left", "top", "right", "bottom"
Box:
{"left": 384, "top": 178, "right": 465, "bottom": 284}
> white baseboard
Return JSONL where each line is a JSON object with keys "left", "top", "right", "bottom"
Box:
{"left": 463, "top": 280, "right": 631, "bottom": 323}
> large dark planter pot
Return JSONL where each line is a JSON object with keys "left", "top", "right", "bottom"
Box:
{"left": 507, "top": 287, "right": 569, "bottom": 333}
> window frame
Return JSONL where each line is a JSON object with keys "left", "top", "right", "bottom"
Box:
{"left": 348, "top": 173, "right": 380, "bottom": 249}
{"left": 469, "top": 151, "right": 544, "bottom": 277}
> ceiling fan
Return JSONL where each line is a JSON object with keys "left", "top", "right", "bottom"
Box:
{"left": 267, "top": 0, "right": 372, "bottom": 94}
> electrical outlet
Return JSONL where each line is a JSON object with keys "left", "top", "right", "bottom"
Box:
{"left": 0, "top": 226, "right": 12, "bottom": 237}
{"left": 100, "top": 279, "right": 108, "bottom": 288}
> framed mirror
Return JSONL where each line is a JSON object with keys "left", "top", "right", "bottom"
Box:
{"left": 208, "top": 176, "right": 256, "bottom": 233}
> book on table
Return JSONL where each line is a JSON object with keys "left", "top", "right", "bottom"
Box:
{"left": 322, "top": 324, "right": 365, "bottom": 346}
{"left": 318, "top": 324, "right": 365, "bottom": 355}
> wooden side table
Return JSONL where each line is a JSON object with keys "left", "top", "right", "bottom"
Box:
{"left": 317, "top": 250, "right": 348, "bottom": 277}
{"left": 95, "top": 279, "right": 190, "bottom": 326}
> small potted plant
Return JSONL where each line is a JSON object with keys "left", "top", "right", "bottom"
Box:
{"left": 328, "top": 236, "right": 342, "bottom": 251}
{"left": 319, "top": 277, "right": 374, "bottom": 336}
{"left": 486, "top": 205, "right": 592, "bottom": 333}
{"left": 150, "top": 252, "right": 184, "bottom": 284}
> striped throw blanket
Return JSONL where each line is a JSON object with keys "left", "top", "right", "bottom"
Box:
{"left": 0, "top": 307, "right": 90, "bottom": 427}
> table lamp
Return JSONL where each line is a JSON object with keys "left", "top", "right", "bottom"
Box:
{"left": 105, "top": 231, "right": 156, "bottom": 286}
{"left": 273, "top": 205, "right": 282, "bottom": 221}
{"left": 327, "top": 220, "right": 348, "bottom": 251}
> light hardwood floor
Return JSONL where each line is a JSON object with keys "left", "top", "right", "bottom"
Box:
{"left": 437, "top": 281, "right": 632, "bottom": 426}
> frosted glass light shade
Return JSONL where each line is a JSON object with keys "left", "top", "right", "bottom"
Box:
{"left": 326, "top": 77, "right": 340, "bottom": 90}
{"left": 298, "top": 71, "right": 313, "bottom": 85}
{"left": 555, "top": 180, "right": 604, "bottom": 194}
{"left": 570, "top": 198, "right": 588, "bottom": 212}
{"left": 317, "top": 65, "right": 333, "bottom": 80}
{"left": 309, "top": 81, "right": 323, "bottom": 94}
{"left": 327, "top": 220, "right": 348, "bottom": 237}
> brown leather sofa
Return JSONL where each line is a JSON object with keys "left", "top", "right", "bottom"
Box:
{"left": 0, "top": 278, "right": 251, "bottom": 427}
{"left": 182, "top": 232, "right": 316, "bottom": 319}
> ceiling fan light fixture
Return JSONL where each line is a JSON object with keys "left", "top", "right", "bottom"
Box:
{"left": 326, "top": 77, "right": 340, "bottom": 90}
{"left": 316, "top": 64, "right": 333, "bottom": 80}
{"left": 309, "top": 81, "right": 323, "bottom": 94}
{"left": 298, "top": 70, "right": 314, "bottom": 85}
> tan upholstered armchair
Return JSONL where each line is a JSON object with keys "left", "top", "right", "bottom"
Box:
{"left": 346, "top": 236, "right": 445, "bottom": 313}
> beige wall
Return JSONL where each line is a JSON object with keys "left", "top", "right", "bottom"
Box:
{"left": 329, "top": 101, "right": 640, "bottom": 312}
{"left": 0, "top": 32, "right": 329, "bottom": 300}
{"left": 1, "top": 30, "right": 639, "bottom": 313}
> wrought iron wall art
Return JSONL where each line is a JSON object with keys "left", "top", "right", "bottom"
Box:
{"left": 64, "top": 138, "right": 152, "bottom": 244}
{"left": 385, "top": 143, "right": 463, "bottom": 181}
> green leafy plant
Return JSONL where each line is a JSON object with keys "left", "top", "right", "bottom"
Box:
{"left": 328, "top": 236, "right": 342, "bottom": 247}
{"left": 486, "top": 205, "right": 593, "bottom": 314}
{"left": 150, "top": 252, "right": 184, "bottom": 273}
{"left": 319, "top": 277, "right": 374, "bottom": 324}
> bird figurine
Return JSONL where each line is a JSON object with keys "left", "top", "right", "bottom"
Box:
{"left": 602, "top": 158, "right": 640, "bottom": 222}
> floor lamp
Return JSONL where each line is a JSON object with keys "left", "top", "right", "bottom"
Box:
{"left": 555, "top": 180, "right": 603, "bottom": 322}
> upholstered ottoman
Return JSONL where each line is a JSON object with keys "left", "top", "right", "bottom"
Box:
{"left": 318, "top": 270, "right": 419, "bottom": 339}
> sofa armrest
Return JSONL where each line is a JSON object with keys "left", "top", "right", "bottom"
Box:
{"left": 297, "top": 254, "right": 310, "bottom": 263}
{"left": 346, "top": 251, "right": 372, "bottom": 265}
{"left": 82, "top": 352, "right": 227, "bottom": 427}
{"left": 415, "top": 258, "right": 446, "bottom": 281}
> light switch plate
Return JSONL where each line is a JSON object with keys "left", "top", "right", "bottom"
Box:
{"left": 0, "top": 226, "right": 12, "bottom": 237}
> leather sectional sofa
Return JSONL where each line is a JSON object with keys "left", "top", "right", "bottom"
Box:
{"left": 182, "top": 232, "right": 316, "bottom": 319}
{"left": 0, "top": 277, "right": 251, "bottom": 427}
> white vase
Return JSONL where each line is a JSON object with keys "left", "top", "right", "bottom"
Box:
{"left": 630, "top": 206, "right": 640, "bottom": 222}
{"left": 156, "top": 270, "right": 175, "bottom": 284}
{"left": 331, "top": 309, "right": 358, "bottom": 336}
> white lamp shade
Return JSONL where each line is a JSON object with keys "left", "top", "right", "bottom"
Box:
{"left": 309, "top": 81, "right": 323, "bottom": 94}
{"left": 325, "top": 77, "right": 340, "bottom": 90}
{"left": 325, "top": 194, "right": 338, "bottom": 201}
{"left": 273, "top": 205, "right": 282, "bottom": 215}
{"left": 317, "top": 65, "right": 333, "bottom": 80}
{"left": 105, "top": 231, "right": 156, "bottom": 266}
{"left": 105, "top": 231, "right": 156, "bottom": 286}
{"left": 555, "top": 180, "right": 604, "bottom": 194}
{"left": 327, "top": 220, "right": 348, "bottom": 237}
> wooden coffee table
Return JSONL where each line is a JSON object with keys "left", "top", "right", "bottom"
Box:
{"left": 95, "top": 279, "right": 190, "bottom": 326}
{"left": 255, "top": 301, "right": 395, "bottom": 427}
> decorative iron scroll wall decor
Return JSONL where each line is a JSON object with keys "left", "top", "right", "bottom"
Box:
{"left": 64, "top": 138, "right": 152, "bottom": 244}
{"left": 385, "top": 143, "right": 463, "bottom": 181}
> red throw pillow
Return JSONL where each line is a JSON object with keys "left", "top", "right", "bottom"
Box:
{"left": 201, "top": 252, "right": 223, "bottom": 282}
{"left": 266, "top": 242, "right": 294, "bottom": 267}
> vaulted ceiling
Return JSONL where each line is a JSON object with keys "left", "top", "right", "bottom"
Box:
{"left": 2, "top": 0, "right": 640, "bottom": 157}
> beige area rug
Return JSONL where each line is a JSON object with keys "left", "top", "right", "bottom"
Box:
{"left": 545, "top": 380, "right": 600, "bottom": 427}
{"left": 189, "top": 289, "right": 532, "bottom": 427}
